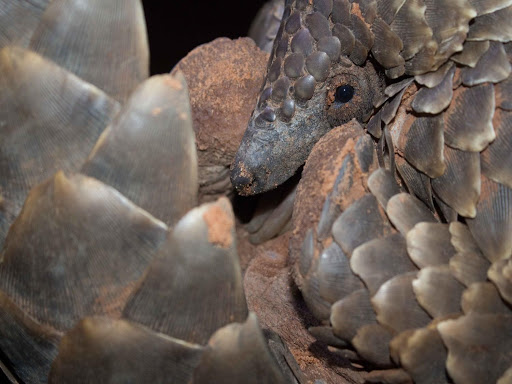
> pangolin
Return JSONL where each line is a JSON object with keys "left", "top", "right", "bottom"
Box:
{"left": 0, "top": 1, "right": 511, "bottom": 383}
{"left": 233, "top": 0, "right": 512, "bottom": 383}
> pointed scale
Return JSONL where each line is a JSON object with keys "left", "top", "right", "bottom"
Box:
{"left": 352, "top": 323, "right": 395, "bottom": 367}
{"left": 0, "top": 0, "right": 50, "bottom": 49}
{"left": 0, "top": 46, "right": 120, "bottom": 247}
{"left": 438, "top": 313, "right": 512, "bottom": 384}
{"left": 367, "top": 168, "right": 401, "bottom": 209}
{"left": 412, "top": 265, "right": 465, "bottom": 318}
{"left": 488, "top": 258, "right": 512, "bottom": 306}
{"left": 122, "top": 198, "right": 248, "bottom": 345}
{"left": 0, "top": 172, "right": 168, "bottom": 332}
{"left": 466, "top": 175, "right": 512, "bottom": 262}
{"left": 191, "top": 313, "right": 289, "bottom": 384}
{"left": 351, "top": 234, "right": 418, "bottom": 296}
{"left": 395, "top": 156, "right": 434, "bottom": 210}
{"left": 332, "top": 193, "right": 393, "bottom": 257}
{"left": 307, "top": 242, "right": 365, "bottom": 311}
{"left": 82, "top": 73, "right": 198, "bottom": 228}
{"left": 372, "top": 272, "right": 432, "bottom": 333}
{"left": 406, "top": 223, "right": 456, "bottom": 268}
{"left": 370, "top": 17, "right": 404, "bottom": 69}
{"left": 0, "top": 291, "right": 61, "bottom": 384}
{"left": 468, "top": 0, "right": 512, "bottom": 16}
{"left": 431, "top": 145, "right": 481, "bottom": 218}
{"left": 386, "top": 193, "right": 437, "bottom": 236}
{"left": 375, "top": 0, "right": 407, "bottom": 25}
{"left": 481, "top": 108, "right": 512, "bottom": 190}
{"left": 467, "top": 5, "right": 512, "bottom": 42}
{"left": 389, "top": 0, "right": 432, "bottom": 61}
{"left": 48, "top": 317, "right": 204, "bottom": 384}
{"left": 331, "top": 289, "right": 377, "bottom": 342}
{"left": 412, "top": 66, "right": 455, "bottom": 114}
{"left": 390, "top": 324, "right": 450, "bottom": 384}
{"left": 396, "top": 113, "right": 446, "bottom": 178}
{"left": 443, "top": 83, "right": 495, "bottom": 152}
{"left": 423, "top": 0, "right": 476, "bottom": 68}
{"left": 461, "top": 42, "right": 511, "bottom": 86}
{"left": 450, "top": 40, "right": 490, "bottom": 68}
{"left": 29, "top": 0, "right": 149, "bottom": 102}
{"left": 461, "top": 282, "right": 512, "bottom": 314}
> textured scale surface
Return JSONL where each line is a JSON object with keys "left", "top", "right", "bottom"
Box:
{"left": 0, "top": 1, "right": 302, "bottom": 383}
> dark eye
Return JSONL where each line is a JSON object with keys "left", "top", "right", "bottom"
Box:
{"left": 335, "top": 85, "right": 355, "bottom": 103}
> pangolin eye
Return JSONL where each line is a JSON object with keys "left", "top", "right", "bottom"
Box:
{"left": 335, "top": 85, "right": 355, "bottom": 103}
{"left": 325, "top": 62, "right": 383, "bottom": 127}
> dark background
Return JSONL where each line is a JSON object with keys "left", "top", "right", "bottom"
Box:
{"left": 141, "top": 1, "right": 269, "bottom": 74}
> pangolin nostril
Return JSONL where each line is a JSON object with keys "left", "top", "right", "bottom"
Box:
{"left": 230, "top": 167, "right": 255, "bottom": 194}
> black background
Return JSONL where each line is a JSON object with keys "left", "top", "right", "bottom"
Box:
{"left": 141, "top": 1, "right": 270, "bottom": 74}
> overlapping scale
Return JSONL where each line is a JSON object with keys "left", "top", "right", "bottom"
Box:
{"left": 122, "top": 198, "right": 248, "bottom": 345}
{"left": 461, "top": 282, "right": 512, "bottom": 314}
{"left": 191, "top": 314, "right": 291, "bottom": 384}
{"left": 411, "top": 65, "right": 454, "bottom": 114}
{"left": 29, "top": 0, "right": 149, "bottom": 102}
{"left": 0, "top": 0, "right": 50, "bottom": 49}
{"left": 82, "top": 73, "right": 198, "bottom": 227}
{"left": 481, "top": 108, "right": 512, "bottom": 189}
{"left": 49, "top": 317, "right": 205, "bottom": 384}
{"left": 414, "top": 61, "right": 453, "bottom": 87}
{"left": 0, "top": 46, "right": 120, "bottom": 248}
{"left": 431, "top": 145, "right": 481, "bottom": 218}
{"left": 469, "top": 0, "right": 512, "bottom": 16}
{"left": 386, "top": 193, "right": 436, "bottom": 235}
{"left": 390, "top": 0, "right": 432, "bottom": 61}
{"left": 488, "top": 258, "right": 512, "bottom": 305}
{"left": 466, "top": 175, "right": 512, "bottom": 262}
{"left": 413, "top": 266, "right": 464, "bottom": 318}
{"left": 443, "top": 84, "right": 495, "bottom": 152}
{"left": 451, "top": 40, "right": 490, "bottom": 67}
{"left": 406, "top": 223, "right": 455, "bottom": 268}
{"left": 396, "top": 114, "right": 446, "bottom": 178}
{"left": 0, "top": 172, "right": 168, "bottom": 382}
{"left": 351, "top": 234, "right": 417, "bottom": 296}
{"left": 461, "top": 41, "right": 511, "bottom": 85}
{"left": 390, "top": 324, "right": 450, "bottom": 384}
{"left": 371, "top": 272, "right": 432, "bottom": 333}
{"left": 0, "top": 172, "right": 169, "bottom": 331}
{"left": 331, "top": 289, "right": 377, "bottom": 341}
{"left": 285, "top": 1, "right": 512, "bottom": 383}
{"left": 395, "top": 157, "right": 435, "bottom": 210}
{"left": 438, "top": 314, "right": 512, "bottom": 384}
{"left": 467, "top": 5, "right": 512, "bottom": 42}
